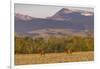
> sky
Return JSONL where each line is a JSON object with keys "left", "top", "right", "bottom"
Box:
{"left": 15, "top": 3, "right": 94, "bottom": 18}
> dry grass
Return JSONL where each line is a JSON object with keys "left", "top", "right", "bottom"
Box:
{"left": 15, "top": 51, "right": 94, "bottom": 65}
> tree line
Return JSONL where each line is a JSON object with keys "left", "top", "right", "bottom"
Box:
{"left": 15, "top": 35, "right": 94, "bottom": 54}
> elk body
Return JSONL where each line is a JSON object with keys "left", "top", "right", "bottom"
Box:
{"left": 64, "top": 49, "right": 73, "bottom": 54}
{"left": 37, "top": 48, "right": 45, "bottom": 56}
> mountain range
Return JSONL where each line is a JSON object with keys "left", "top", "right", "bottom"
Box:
{"left": 15, "top": 8, "right": 94, "bottom": 37}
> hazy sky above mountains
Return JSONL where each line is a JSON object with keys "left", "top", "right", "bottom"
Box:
{"left": 15, "top": 3, "right": 94, "bottom": 18}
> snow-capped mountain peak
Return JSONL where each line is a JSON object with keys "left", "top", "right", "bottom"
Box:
{"left": 47, "top": 8, "right": 93, "bottom": 21}
{"left": 15, "top": 13, "right": 33, "bottom": 21}
{"left": 81, "top": 12, "right": 93, "bottom": 16}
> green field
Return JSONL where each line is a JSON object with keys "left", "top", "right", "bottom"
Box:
{"left": 15, "top": 51, "right": 94, "bottom": 65}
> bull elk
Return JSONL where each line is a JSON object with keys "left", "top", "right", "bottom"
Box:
{"left": 37, "top": 48, "right": 45, "bottom": 56}
{"left": 64, "top": 49, "right": 73, "bottom": 55}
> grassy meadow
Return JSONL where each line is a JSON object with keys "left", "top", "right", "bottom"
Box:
{"left": 15, "top": 51, "right": 94, "bottom": 65}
